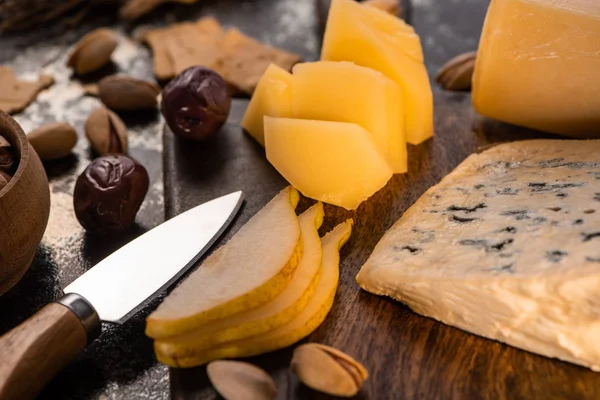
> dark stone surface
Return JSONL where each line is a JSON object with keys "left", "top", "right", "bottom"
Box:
{"left": 0, "top": 5, "right": 167, "bottom": 400}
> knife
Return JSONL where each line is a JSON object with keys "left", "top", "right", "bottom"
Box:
{"left": 0, "top": 190, "right": 245, "bottom": 400}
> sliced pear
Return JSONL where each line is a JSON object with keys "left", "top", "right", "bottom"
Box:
{"left": 146, "top": 186, "right": 303, "bottom": 339}
{"left": 155, "top": 219, "right": 353, "bottom": 367}
{"left": 155, "top": 203, "right": 324, "bottom": 356}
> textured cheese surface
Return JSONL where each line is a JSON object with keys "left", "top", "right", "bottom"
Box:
{"left": 472, "top": 0, "right": 600, "bottom": 137}
{"left": 292, "top": 61, "right": 406, "bottom": 173}
{"left": 357, "top": 139, "right": 600, "bottom": 371}
{"left": 264, "top": 117, "right": 392, "bottom": 210}
{"left": 321, "top": 0, "right": 433, "bottom": 145}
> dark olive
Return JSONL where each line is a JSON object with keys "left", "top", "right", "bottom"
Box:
{"left": 160, "top": 66, "right": 231, "bottom": 141}
{"left": 74, "top": 154, "right": 149, "bottom": 235}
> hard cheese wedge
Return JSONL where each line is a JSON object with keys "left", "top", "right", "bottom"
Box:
{"left": 156, "top": 220, "right": 353, "bottom": 367}
{"left": 154, "top": 203, "right": 324, "bottom": 364}
{"left": 292, "top": 61, "right": 406, "bottom": 173}
{"left": 146, "top": 186, "right": 302, "bottom": 339}
{"left": 321, "top": 0, "right": 433, "bottom": 145}
{"left": 472, "top": 0, "right": 600, "bottom": 137}
{"left": 264, "top": 117, "right": 393, "bottom": 210}
{"left": 241, "top": 64, "right": 294, "bottom": 146}
{"left": 357, "top": 139, "right": 600, "bottom": 371}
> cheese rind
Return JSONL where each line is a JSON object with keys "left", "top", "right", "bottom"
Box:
{"left": 242, "top": 64, "right": 294, "bottom": 146}
{"left": 264, "top": 117, "right": 393, "bottom": 210}
{"left": 292, "top": 61, "right": 406, "bottom": 173}
{"left": 472, "top": 0, "right": 600, "bottom": 137}
{"left": 357, "top": 139, "right": 600, "bottom": 371}
{"left": 321, "top": 0, "right": 433, "bottom": 145}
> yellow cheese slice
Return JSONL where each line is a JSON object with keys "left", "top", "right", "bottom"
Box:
{"left": 472, "top": 0, "right": 600, "bottom": 137}
{"left": 321, "top": 0, "right": 433, "bottom": 145}
{"left": 241, "top": 64, "right": 293, "bottom": 146}
{"left": 292, "top": 61, "right": 406, "bottom": 173}
{"left": 264, "top": 117, "right": 393, "bottom": 210}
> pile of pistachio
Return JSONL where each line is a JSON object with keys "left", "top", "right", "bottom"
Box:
{"left": 27, "top": 28, "right": 161, "bottom": 164}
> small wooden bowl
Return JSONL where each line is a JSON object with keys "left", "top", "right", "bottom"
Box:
{"left": 0, "top": 111, "right": 50, "bottom": 295}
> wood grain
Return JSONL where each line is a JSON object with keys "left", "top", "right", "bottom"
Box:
{"left": 0, "top": 111, "right": 50, "bottom": 295}
{"left": 164, "top": 91, "right": 600, "bottom": 399}
{"left": 0, "top": 303, "right": 87, "bottom": 400}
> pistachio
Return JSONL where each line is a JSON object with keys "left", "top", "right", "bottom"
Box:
{"left": 98, "top": 75, "right": 161, "bottom": 111}
{"left": 0, "top": 169, "right": 10, "bottom": 191}
{"left": 0, "top": 136, "right": 14, "bottom": 173}
{"left": 435, "top": 51, "right": 477, "bottom": 91}
{"left": 207, "top": 360, "right": 276, "bottom": 400}
{"left": 85, "top": 107, "right": 128, "bottom": 155}
{"left": 290, "top": 343, "right": 368, "bottom": 397}
{"left": 67, "top": 28, "right": 118, "bottom": 75}
{"left": 27, "top": 122, "right": 78, "bottom": 161}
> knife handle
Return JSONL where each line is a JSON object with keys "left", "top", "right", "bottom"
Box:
{"left": 0, "top": 293, "right": 101, "bottom": 400}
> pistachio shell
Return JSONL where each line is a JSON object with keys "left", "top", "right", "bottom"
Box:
{"left": 27, "top": 122, "right": 78, "bottom": 161}
{"left": 98, "top": 75, "right": 160, "bottom": 111}
{"left": 67, "top": 28, "right": 118, "bottom": 75}
{"left": 207, "top": 360, "right": 276, "bottom": 400}
{"left": 435, "top": 51, "right": 477, "bottom": 91}
{"left": 85, "top": 107, "right": 128, "bottom": 155}
{"left": 290, "top": 343, "right": 368, "bottom": 397}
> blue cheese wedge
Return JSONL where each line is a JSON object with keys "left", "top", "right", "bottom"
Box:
{"left": 357, "top": 139, "right": 600, "bottom": 371}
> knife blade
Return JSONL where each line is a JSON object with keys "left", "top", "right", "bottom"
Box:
{"left": 0, "top": 190, "right": 245, "bottom": 400}
{"left": 64, "top": 190, "right": 245, "bottom": 324}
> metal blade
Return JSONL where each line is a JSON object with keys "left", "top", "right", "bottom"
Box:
{"left": 64, "top": 191, "right": 244, "bottom": 324}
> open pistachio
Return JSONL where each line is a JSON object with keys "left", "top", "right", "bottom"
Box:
{"left": 98, "top": 75, "right": 161, "bottom": 111}
{"left": 290, "top": 343, "right": 368, "bottom": 397}
{"left": 207, "top": 360, "right": 277, "bottom": 400}
{"left": 85, "top": 107, "right": 128, "bottom": 155}
{"left": 435, "top": 51, "right": 477, "bottom": 91}
{"left": 67, "top": 28, "right": 118, "bottom": 75}
{"left": 0, "top": 136, "right": 14, "bottom": 173}
{"left": 27, "top": 122, "right": 78, "bottom": 161}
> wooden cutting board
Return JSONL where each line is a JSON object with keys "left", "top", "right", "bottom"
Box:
{"left": 163, "top": 1, "right": 600, "bottom": 398}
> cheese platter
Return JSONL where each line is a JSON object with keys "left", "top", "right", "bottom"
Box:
{"left": 0, "top": 0, "right": 599, "bottom": 398}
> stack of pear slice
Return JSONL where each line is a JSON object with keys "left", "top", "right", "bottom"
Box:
{"left": 146, "top": 186, "right": 353, "bottom": 367}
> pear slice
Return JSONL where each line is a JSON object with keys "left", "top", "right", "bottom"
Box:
{"left": 155, "top": 203, "right": 324, "bottom": 356}
{"left": 146, "top": 186, "right": 303, "bottom": 339}
{"left": 155, "top": 219, "right": 353, "bottom": 367}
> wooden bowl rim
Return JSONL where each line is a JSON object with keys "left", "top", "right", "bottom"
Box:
{"left": 0, "top": 110, "right": 32, "bottom": 197}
